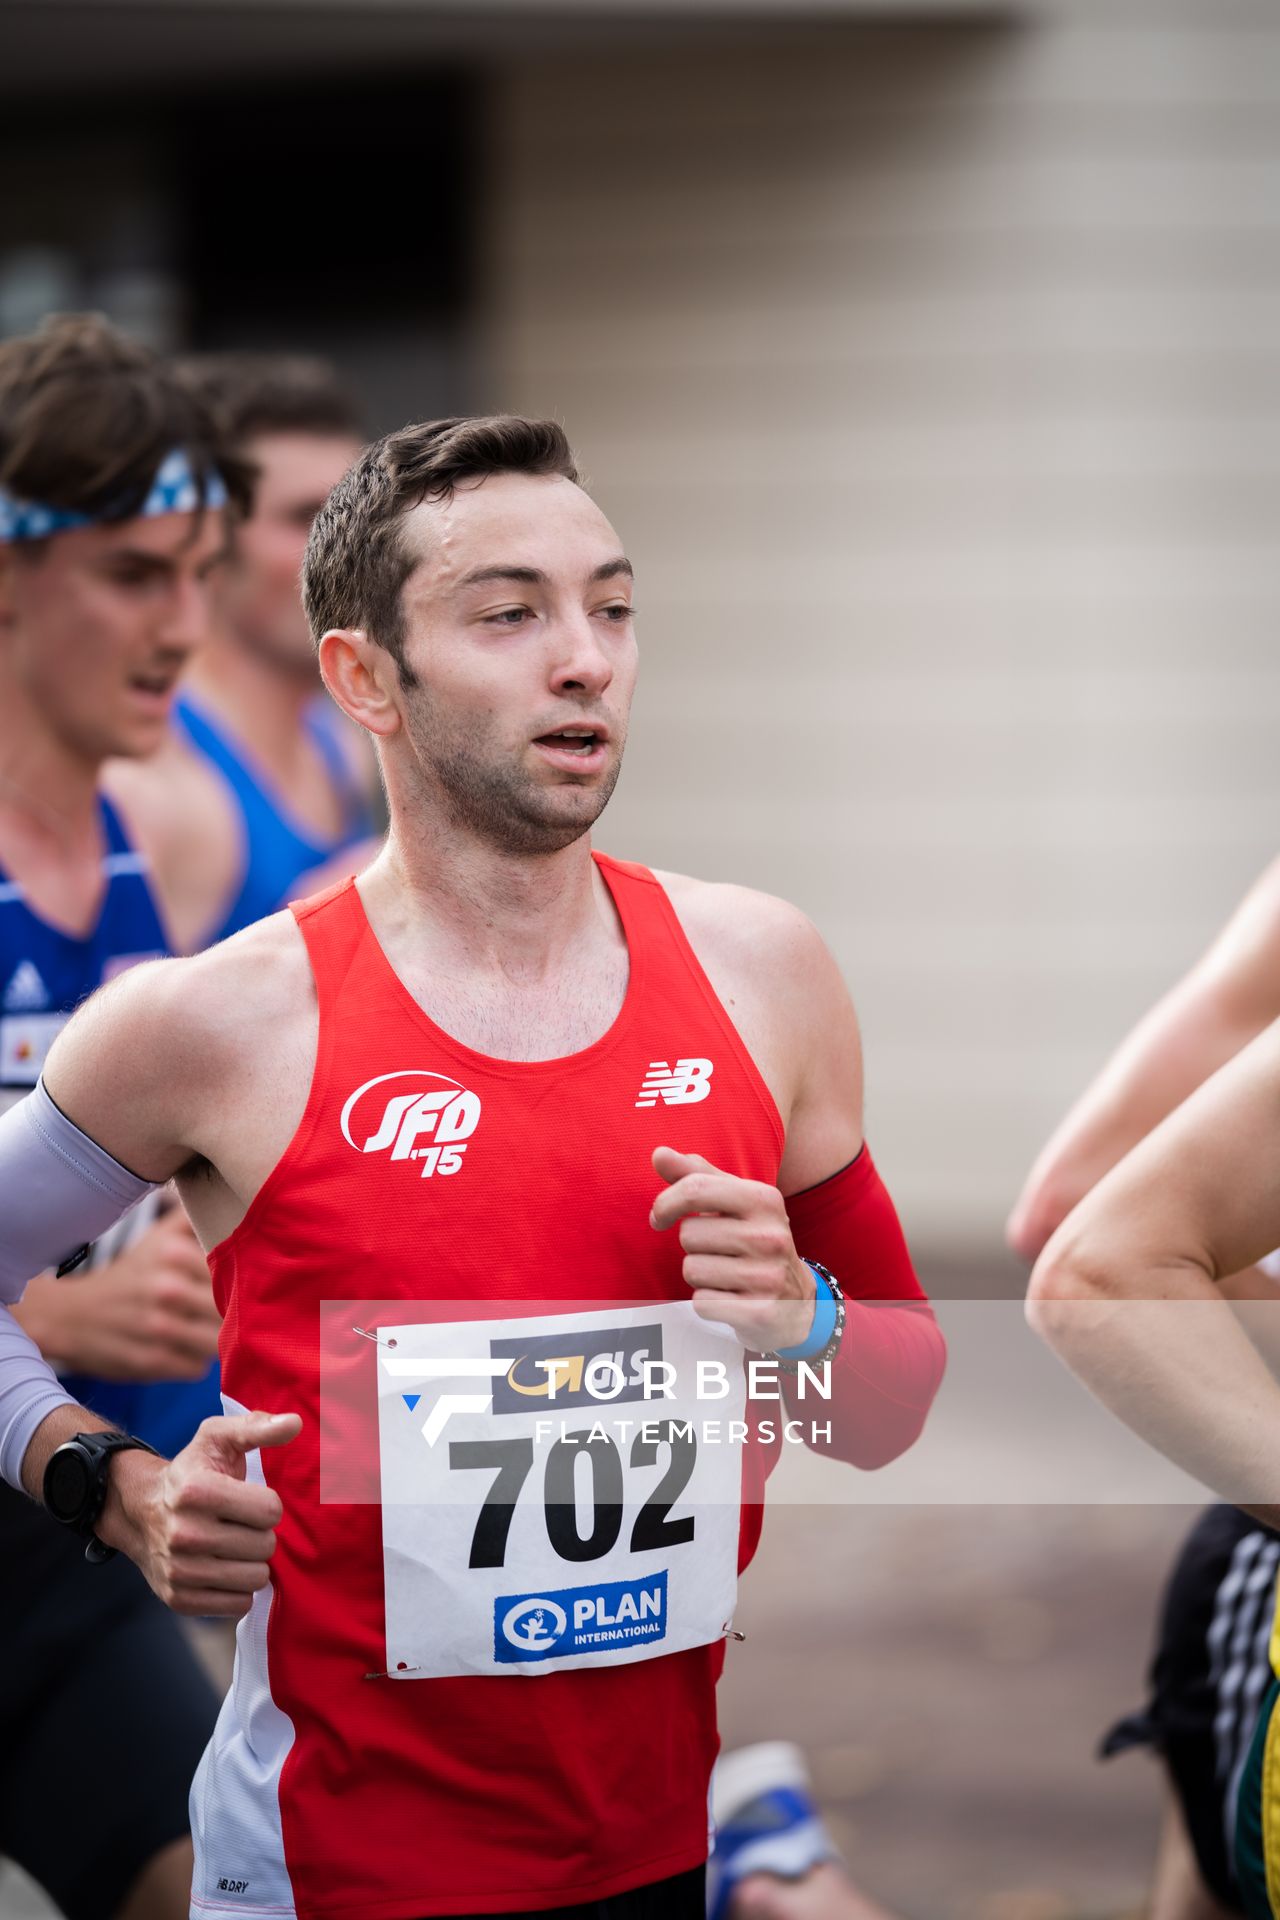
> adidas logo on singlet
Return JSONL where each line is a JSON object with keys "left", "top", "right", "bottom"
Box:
{"left": 635, "top": 1058, "right": 714, "bottom": 1108}
{"left": 3, "top": 961, "right": 49, "bottom": 1013}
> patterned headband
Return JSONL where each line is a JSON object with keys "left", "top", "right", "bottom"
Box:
{"left": 0, "top": 448, "right": 229, "bottom": 544}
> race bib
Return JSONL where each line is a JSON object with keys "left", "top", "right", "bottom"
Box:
{"left": 376, "top": 1302, "right": 745, "bottom": 1679}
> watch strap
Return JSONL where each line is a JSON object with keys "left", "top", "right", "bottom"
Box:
{"left": 43, "top": 1431, "right": 159, "bottom": 1563}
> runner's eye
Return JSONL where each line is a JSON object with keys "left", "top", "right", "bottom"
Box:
{"left": 103, "top": 560, "right": 167, "bottom": 589}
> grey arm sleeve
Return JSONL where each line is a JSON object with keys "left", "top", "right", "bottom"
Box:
{"left": 0, "top": 1077, "right": 158, "bottom": 1302}
{"left": 0, "top": 1306, "right": 75, "bottom": 1491}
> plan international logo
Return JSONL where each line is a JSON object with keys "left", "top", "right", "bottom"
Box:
{"left": 494, "top": 1573, "right": 668, "bottom": 1663}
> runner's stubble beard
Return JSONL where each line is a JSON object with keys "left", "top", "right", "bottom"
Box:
{"left": 401, "top": 688, "right": 626, "bottom": 855}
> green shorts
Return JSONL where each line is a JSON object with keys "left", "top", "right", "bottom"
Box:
{"left": 1238, "top": 1676, "right": 1280, "bottom": 1918}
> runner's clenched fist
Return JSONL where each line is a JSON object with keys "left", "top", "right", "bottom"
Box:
{"left": 650, "top": 1146, "right": 816, "bottom": 1353}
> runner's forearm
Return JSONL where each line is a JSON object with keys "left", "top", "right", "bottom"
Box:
{"left": 0, "top": 1304, "right": 80, "bottom": 1494}
{"left": 14, "top": 1398, "right": 127, "bottom": 1501}
{"left": 1028, "top": 1252, "right": 1280, "bottom": 1526}
{"left": 793, "top": 1299, "right": 945, "bottom": 1468}
{"left": 783, "top": 1148, "right": 945, "bottom": 1466}
{"left": 1008, "top": 991, "right": 1258, "bottom": 1262}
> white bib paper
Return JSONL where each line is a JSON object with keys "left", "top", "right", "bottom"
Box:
{"left": 376, "top": 1302, "right": 745, "bottom": 1679}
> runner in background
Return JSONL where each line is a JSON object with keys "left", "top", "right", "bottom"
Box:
{"left": 0, "top": 312, "right": 254, "bottom": 1920}
{"left": 107, "top": 353, "right": 377, "bottom": 960}
{"left": 1009, "top": 856, "right": 1280, "bottom": 1920}
{"left": 1021, "top": 1014, "right": 1280, "bottom": 1920}
{"left": 97, "top": 355, "right": 377, "bottom": 1459}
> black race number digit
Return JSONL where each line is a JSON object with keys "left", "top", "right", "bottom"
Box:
{"left": 629, "top": 1421, "right": 696, "bottom": 1551}
{"left": 448, "top": 1438, "right": 535, "bottom": 1568}
{"left": 544, "top": 1432, "right": 624, "bottom": 1563}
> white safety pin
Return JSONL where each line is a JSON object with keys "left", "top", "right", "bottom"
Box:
{"left": 722, "top": 1624, "right": 747, "bottom": 1642}
{"left": 352, "top": 1326, "right": 398, "bottom": 1348}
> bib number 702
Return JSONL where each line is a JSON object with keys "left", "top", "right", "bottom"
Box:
{"left": 449, "top": 1422, "right": 696, "bottom": 1570}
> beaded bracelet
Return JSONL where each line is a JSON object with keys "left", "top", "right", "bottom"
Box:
{"left": 770, "top": 1259, "right": 847, "bottom": 1375}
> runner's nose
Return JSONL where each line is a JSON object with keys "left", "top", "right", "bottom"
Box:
{"left": 159, "top": 570, "right": 215, "bottom": 658}
{"left": 548, "top": 612, "right": 614, "bottom": 698}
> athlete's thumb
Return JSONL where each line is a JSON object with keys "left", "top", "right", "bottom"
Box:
{"left": 651, "top": 1145, "right": 717, "bottom": 1184}
{"left": 192, "top": 1411, "right": 302, "bottom": 1474}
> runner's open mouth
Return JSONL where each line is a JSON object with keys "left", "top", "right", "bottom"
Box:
{"left": 534, "top": 729, "right": 602, "bottom": 755}
{"left": 128, "top": 671, "right": 179, "bottom": 696}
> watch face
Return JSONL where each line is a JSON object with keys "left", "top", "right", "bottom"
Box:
{"left": 46, "top": 1447, "right": 92, "bottom": 1524}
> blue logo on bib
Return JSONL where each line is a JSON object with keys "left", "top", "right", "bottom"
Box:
{"left": 494, "top": 1572, "right": 668, "bottom": 1663}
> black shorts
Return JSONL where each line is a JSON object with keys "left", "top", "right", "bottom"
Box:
{"left": 0, "top": 1482, "right": 220, "bottom": 1920}
{"left": 432, "top": 1865, "right": 706, "bottom": 1919}
{"left": 1102, "top": 1505, "right": 1280, "bottom": 1912}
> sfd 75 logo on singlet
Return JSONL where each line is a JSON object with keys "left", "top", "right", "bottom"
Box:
{"left": 342, "top": 1071, "right": 481, "bottom": 1178}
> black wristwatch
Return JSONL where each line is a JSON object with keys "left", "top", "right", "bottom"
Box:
{"left": 43, "top": 1431, "right": 159, "bottom": 1564}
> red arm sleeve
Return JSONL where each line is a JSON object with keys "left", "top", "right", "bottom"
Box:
{"left": 782, "top": 1147, "right": 946, "bottom": 1469}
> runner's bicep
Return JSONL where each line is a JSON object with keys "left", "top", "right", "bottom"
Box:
{"left": 42, "top": 958, "right": 204, "bottom": 1180}
{"left": 776, "top": 934, "right": 863, "bottom": 1196}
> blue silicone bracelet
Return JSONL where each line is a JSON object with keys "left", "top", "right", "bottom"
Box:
{"left": 774, "top": 1265, "right": 838, "bottom": 1362}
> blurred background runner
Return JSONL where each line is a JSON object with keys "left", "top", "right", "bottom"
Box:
{"left": 0, "top": 313, "right": 252, "bottom": 1920}
{"left": 1009, "top": 857, "right": 1280, "bottom": 1920}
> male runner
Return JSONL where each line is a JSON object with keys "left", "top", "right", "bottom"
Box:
{"left": 0, "top": 414, "right": 945, "bottom": 1919}
{"left": 107, "top": 353, "right": 376, "bottom": 959}
{"left": 1009, "top": 858, "right": 1280, "bottom": 1920}
{"left": 95, "top": 354, "right": 376, "bottom": 1459}
{"left": 0, "top": 313, "right": 253, "bottom": 1920}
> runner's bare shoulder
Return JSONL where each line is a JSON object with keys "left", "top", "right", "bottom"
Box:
{"left": 651, "top": 868, "right": 841, "bottom": 1006}
{"left": 43, "top": 910, "right": 314, "bottom": 1181}
{"left": 648, "top": 868, "right": 860, "bottom": 1127}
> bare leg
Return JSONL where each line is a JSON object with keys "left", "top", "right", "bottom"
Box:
{"left": 115, "top": 1836, "right": 194, "bottom": 1920}
{"left": 1148, "top": 1799, "right": 1236, "bottom": 1920}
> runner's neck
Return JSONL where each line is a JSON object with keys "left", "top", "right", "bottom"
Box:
{"left": 185, "top": 640, "right": 322, "bottom": 794}
{"left": 0, "top": 682, "right": 101, "bottom": 866}
{"left": 362, "top": 831, "right": 618, "bottom": 987}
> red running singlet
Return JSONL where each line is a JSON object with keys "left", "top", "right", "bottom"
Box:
{"left": 191, "top": 855, "right": 786, "bottom": 1920}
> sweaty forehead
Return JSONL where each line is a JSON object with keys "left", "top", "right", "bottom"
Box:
{"left": 403, "top": 471, "right": 622, "bottom": 596}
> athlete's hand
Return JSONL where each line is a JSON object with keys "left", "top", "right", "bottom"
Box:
{"left": 98, "top": 1409, "right": 302, "bottom": 1617}
{"left": 12, "top": 1209, "right": 222, "bottom": 1382}
{"left": 650, "top": 1146, "right": 816, "bottom": 1352}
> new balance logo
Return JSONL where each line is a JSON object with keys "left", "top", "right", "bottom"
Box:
{"left": 3, "top": 961, "right": 48, "bottom": 1012}
{"left": 635, "top": 1058, "right": 714, "bottom": 1108}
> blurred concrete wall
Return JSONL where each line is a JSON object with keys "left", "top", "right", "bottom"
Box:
{"left": 486, "top": 10, "right": 1280, "bottom": 1256}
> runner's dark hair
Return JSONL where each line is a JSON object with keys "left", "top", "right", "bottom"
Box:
{"left": 175, "top": 352, "right": 363, "bottom": 449}
{"left": 0, "top": 313, "right": 255, "bottom": 538}
{"left": 302, "top": 415, "right": 579, "bottom": 687}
